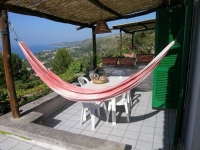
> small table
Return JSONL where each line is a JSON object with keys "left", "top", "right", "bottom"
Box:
{"left": 83, "top": 76, "right": 128, "bottom": 125}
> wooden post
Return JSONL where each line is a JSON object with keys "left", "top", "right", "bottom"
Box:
{"left": 120, "top": 29, "right": 122, "bottom": 56}
{"left": 131, "top": 32, "right": 135, "bottom": 49}
{"left": 92, "top": 27, "right": 97, "bottom": 70}
{"left": 0, "top": 10, "right": 20, "bottom": 118}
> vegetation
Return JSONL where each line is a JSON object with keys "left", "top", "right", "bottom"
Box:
{"left": 95, "top": 30, "right": 155, "bottom": 58}
{"left": 0, "top": 130, "right": 31, "bottom": 140}
{"left": 51, "top": 48, "right": 73, "bottom": 74}
{"left": 0, "top": 53, "right": 30, "bottom": 87}
{"left": 0, "top": 31, "right": 155, "bottom": 115}
{"left": 0, "top": 50, "right": 76, "bottom": 115}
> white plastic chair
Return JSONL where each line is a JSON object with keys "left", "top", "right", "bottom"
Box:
{"left": 78, "top": 76, "right": 107, "bottom": 130}
{"left": 78, "top": 77, "right": 89, "bottom": 86}
{"left": 89, "top": 73, "right": 99, "bottom": 80}
{"left": 127, "top": 90, "right": 132, "bottom": 107}
{"left": 106, "top": 92, "right": 130, "bottom": 123}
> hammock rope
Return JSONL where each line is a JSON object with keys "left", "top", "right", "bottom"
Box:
{"left": 18, "top": 41, "right": 175, "bottom": 102}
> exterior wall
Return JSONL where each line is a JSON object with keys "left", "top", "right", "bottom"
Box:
{"left": 181, "top": 0, "right": 200, "bottom": 149}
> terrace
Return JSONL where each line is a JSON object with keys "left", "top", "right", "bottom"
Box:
{"left": 0, "top": 65, "right": 176, "bottom": 150}
{"left": 0, "top": 0, "right": 199, "bottom": 149}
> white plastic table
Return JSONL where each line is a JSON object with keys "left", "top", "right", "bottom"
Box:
{"left": 82, "top": 76, "right": 128, "bottom": 125}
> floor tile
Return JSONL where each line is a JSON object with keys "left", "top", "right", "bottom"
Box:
{"left": 81, "top": 130, "right": 95, "bottom": 137}
{"left": 93, "top": 133, "right": 108, "bottom": 140}
{"left": 0, "top": 138, "right": 19, "bottom": 150}
{"left": 69, "top": 128, "right": 82, "bottom": 134}
{"left": 136, "top": 140, "right": 153, "bottom": 150}
{"left": 136, "top": 106, "right": 147, "bottom": 111}
{"left": 127, "top": 124, "right": 141, "bottom": 132}
{"left": 153, "top": 135, "right": 170, "bottom": 145}
{"left": 114, "top": 123, "right": 129, "bottom": 130}
{"left": 156, "top": 122, "right": 168, "bottom": 129}
{"left": 143, "top": 120, "right": 156, "bottom": 127}
{"left": 63, "top": 120, "right": 78, "bottom": 127}
{"left": 10, "top": 142, "right": 34, "bottom": 150}
{"left": 107, "top": 135, "right": 122, "bottom": 143}
{"left": 84, "top": 120, "right": 102, "bottom": 131}
{"left": 97, "top": 126, "right": 112, "bottom": 135}
{"left": 140, "top": 126, "right": 155, "bottom": 134}
{"left": 74, "top": 121, "right": 88, "bottom": 130}
{"left": 57, "top": 125, "right": 71, "bottom": 132}
{"left": 101, "top": 122, "right": 113, "bottom": 128}
{"left": 124, "top": 131, "right": 139, "bottom": 140}
{"left": 154, "top": 128, "right": 169, "bottom": 137}
{"left": 52, "top": 119, "right": 67, "bottom": 125}
{"left": 59, "top": 114, "right": 73, "bottom": 120}
{"left": 110, "top": 128, "right": 126, "bottom": 137}
{"left": 156, "top": 116, "right": 168, "bottom": 123}
{"left": 144, "top": 116, "right": 157, "bottom": 122}
{"left": 138, "top": 102, "right": 149, "bottom": 107}
{"left": 134, "top": 110, "right": 146, "bottom": 115}
{"left": 66, "top": 109, "right": 79, "bottom": 115}
{"left": 0, "top": 134, "right": 8, "bottom": 142}
{"left": 121, "top": 138, "right": 137, "bottom": 148}
{"left": 68, "top": 115, "right": 81, "bottom": 122}
{"left": 153, "top": 143, "right": 169, "bottom": 150}
{"left": 138, "top": 133, "right": 154, "bottom": 142}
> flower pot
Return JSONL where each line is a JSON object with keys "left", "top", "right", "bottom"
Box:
{"left": 136, "top": 54, "right": 154, "bottom": 63}
{"left": 101, "top": 57, "right": 118, "bottom": 65}
{"left": 118, "top": 58, "right": 136, "bottom": 66}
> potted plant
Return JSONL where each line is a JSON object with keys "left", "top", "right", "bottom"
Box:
{"left": 117, "top": 45, "right": 136, "bottom": 66}
{"left": 101, "top": 51, "right": 118, "bottom": 65}
{"left": 135, "top": 46, "right": 154, "bottom": 63}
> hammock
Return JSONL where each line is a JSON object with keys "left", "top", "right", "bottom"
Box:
{"left": 18, "top": 41, "right": 175, "bottom": 102}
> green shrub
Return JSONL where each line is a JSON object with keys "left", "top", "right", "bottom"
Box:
{"left": 67, "top": 61, "right": 83, "bottom": 74}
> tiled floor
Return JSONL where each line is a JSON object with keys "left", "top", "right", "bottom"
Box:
{"left": 42, "top": 91, "right": 176, "bottom": 150}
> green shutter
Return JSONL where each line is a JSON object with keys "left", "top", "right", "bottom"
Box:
{"left": 152, "top": 7, "right": 185, "bottom": 109}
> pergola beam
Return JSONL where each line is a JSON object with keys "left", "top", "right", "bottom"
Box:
{"left": 128, "top": 27, "right": 155, "bottom": 33}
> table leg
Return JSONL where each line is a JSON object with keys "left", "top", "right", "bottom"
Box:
{"left": 111, "top": 98, "right": 116, "bottom": 126}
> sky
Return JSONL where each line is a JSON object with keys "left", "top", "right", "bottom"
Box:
{"left": 0, "top": 12, "right": 155, "bottom": 47}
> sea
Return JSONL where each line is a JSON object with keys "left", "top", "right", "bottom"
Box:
{"left": 0, "top": 44, "right": 62, "bottom": 59}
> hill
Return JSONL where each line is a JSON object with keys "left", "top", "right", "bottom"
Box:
{"left": 26, "top": 31, "right": 155, "bottom": 68}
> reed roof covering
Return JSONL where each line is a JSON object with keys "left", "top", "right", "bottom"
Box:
{"left": 0, "top": 0, "right": 183, "bottom": 28}
{"left": 112, "top": 19, "right": 156, "bottom": 33}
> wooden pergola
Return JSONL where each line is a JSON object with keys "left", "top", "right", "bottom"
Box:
{"left": 112, "top": 19, "right": 156, "bottom": 52}
{"left": 0, "top": 0, "right": 184, "bottom": 118}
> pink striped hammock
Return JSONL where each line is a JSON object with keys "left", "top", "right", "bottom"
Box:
{"left": 18, "top": 41, "right": 175, "bottom": 102}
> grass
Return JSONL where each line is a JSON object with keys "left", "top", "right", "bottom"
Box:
{"left": 0, "top": 130, "right": 31, "bottom": 140}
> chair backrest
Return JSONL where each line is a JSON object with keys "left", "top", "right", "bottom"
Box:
{"left": 78, "top": 77, "right": 89, "bottom": 87}
{"left": 115, "top": 92, "right": 127, "bottom": 104}
{"left": 89, "top": 73, "right": 99, "bottom": 80}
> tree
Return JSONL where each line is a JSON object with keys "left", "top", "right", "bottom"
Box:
{"left": 0, "top": 53, "right": 30, "bottom": 87}
{"left": 51, "top": 48, "right": 73, "bottom": 74}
